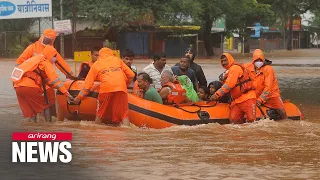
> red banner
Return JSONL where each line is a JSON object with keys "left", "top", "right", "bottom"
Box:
{"left": 12, "top": 132, "right": 72, "bottom": 141}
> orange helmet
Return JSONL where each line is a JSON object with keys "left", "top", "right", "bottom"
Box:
{"left": 40, "top": 29, "right": 57, "bottom": 46}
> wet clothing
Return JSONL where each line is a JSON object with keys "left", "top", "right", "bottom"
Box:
{"left": 143, "top": 63, "right": 173, "bottom": 89}
{"left": 16, "top": 40, "right": 74, "bottom": 77}
{"left": 15, "top": 87, "right": 50, "bottom": 118}
{"left": 171, "top": 66, "right": 198, "bottom": 90}
{"left": 263, "top": 97, "right": 285, "bottom": 109}
{"left": 13, "top": 48, "right": 69, "bottom": 118}
{"left": 97, "top": 92, "right": 128, "bottom": 123}
{"left": 175, "top": 62, "right": 207, "bottom": 87}
{"left": 245, "top": 49, "right": 282, "bottom": 108}
{"left": 76, "top": 48, "right": 135, "bottom": 123}
{"left": 215, "top": 53, "right": 256, "bottom": 123}
{"left": 144, "top": 86, "right": 163, "bottom": 104}
{"left": 77, "top": 48, "right": 135, "bottom": 99}
{"left": 215, "top": 54, "right": 256, "bottom": 105}
{"left": 229, "top": 98, "right": 256, "bottom": 124}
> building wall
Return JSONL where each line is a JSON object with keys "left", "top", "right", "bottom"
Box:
{"left": 117, "top": 32, "right": 149, "bottom": 57}
{"left": 164, "top": 37, "right": 190, "bottom": 57}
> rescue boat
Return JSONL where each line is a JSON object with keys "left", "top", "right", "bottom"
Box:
{"left": 56, "top": 80, "right": 303, "bottom": 129}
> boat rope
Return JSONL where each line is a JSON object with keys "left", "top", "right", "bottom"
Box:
{"left": 66, "top": 79, "right": 81, "bottom": 120}
{"left": 257, "top": 105, "right": 267, "bottom": 119}
{"left": 173, "top": 104, "right": 201, "bottom": 114}
{"left": 172, "top": 100, "right": 218, "bottom": 114}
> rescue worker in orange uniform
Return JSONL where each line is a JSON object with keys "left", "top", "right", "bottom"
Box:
{"left": 16, "top": 29, "right": 75, "bottom": 77}
{"left": 12, "top": 45, "right": 74, "bottom": 122}
{"left": 15, "top": 29, "right": 75, "bottom": 118}
{"left": 72, "top": 48, "right": 135, "bottom": 126}
{"left": 210, "top": 53, "right": 256, "bottom": 124}
{"left": 245, "top": 49, "right": 288, "bottom": 120}
{"left": 78, "top": 47, "right": 100, "bottom": 78}
{"left": 159, "top": 70, "right": 189, "bottom": 105}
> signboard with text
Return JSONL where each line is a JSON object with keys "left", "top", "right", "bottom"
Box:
{"left": 54, "top": 19, "right": 72, "bottom": 34}
{"left": 0, "top": 0, "right": 52, "bottom": 19}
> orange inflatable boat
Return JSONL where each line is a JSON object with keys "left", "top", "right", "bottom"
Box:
{"left": 56, "top": 80, "right": 303, "bottom": 129}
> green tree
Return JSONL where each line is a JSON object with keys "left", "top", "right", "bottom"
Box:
{"left": 0, "top": 19, "right": 36, "bottom": 57}
{"left": 225, "top": 0, "right": 275, "bottom": 53}
{"left": 258, "top": 0, "right": 320, "bottom": 50}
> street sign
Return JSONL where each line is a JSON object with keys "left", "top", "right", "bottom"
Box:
{"left": 211, "top": 16, "right": 226, "bottom": 32}
{"left": 54, "top": 20, "right": 72, "bottom": 34}
{"left": 0, "top": 0, "right": 52, "bottom": 19}
{"left": 251, "top": 23, "right": 261, "bottom": 38}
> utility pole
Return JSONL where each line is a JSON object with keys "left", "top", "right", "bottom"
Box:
{"left": 60, "top": 0, "right": 64, "bottom": 58}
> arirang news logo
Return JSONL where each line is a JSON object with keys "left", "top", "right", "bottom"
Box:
{"left": 12, "top": 132, "right": 72, "bottom": 163}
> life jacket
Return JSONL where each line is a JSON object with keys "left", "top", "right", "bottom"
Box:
{"left": 162, "top": 81, "right": 187, "bottom": 105}
{"left": 11, "top": 56, "right": 42, "bottom": 83}
{"left": 223, "top": 63, "right": 254, "bottom": 100}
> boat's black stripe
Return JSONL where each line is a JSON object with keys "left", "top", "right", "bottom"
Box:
{"left": 128, "top": 103, "right": 230, "bottom": 125}
{"left": 57, "top": 90, "right": 301, "bottom": 123}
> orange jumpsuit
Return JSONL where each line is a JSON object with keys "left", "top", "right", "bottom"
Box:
{"left": 16, "top": 29, "right": 74, "bottom": 106}
{"left": 76, "top": 48, "right": 135, "bottom": 123}
{"left": 16, "top": 29, "right": 74, "bottom": 77}
{"left": 214, "top": 53, "right": 256, "bottom": 124}
{"left": 13, "top": 46, "right": 69, "bottom": 118}
{"left": 245, "top": 49, "right": 284, "bottom": 109}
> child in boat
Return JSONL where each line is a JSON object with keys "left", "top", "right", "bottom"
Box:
{"left": 197, "top": 86, "right": 210, "bottom": 101}
{"left": 208, "top": 81, "right": 231, "bottom": 103}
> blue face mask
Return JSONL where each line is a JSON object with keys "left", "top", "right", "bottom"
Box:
{"left": 254, "top": 61, "right": 264, "bottom": 69}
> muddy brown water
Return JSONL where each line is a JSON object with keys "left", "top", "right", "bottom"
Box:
{"left": 0, "top": 58, "right": 319, "bottom": 180}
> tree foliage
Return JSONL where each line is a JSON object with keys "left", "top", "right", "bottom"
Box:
{"left": 50, "top": 0, "right": 320, "bottom": 55}
{"left": 258, "top": 0, "right": 320, "bottom": 50}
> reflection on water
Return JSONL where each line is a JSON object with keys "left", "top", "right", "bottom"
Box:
{"left": 0, "top": 60, "right": 319, "bottom": 179}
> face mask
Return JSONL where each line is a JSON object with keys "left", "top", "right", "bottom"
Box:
{"left": 254, "top": 61, "right": 264, "bottom": 69}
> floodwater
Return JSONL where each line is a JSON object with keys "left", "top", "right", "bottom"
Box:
{"left": 0, "top": 57, "right": 319, "bottom": 180}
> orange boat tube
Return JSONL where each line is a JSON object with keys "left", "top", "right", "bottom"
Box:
{"left": 56, "top": 80, "right": 303, "bottom": 129}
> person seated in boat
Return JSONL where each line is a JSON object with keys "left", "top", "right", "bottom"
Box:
{"left": 176, "top": 75, "right": 199, "bottom": 102}
{"left": 244, "top": 49, "right": 287, "bottom": 120}
{"left": 122, "top": 49, "right": 137, "bottom": 93}
{"left": 208, "top": 81, "right": 231, "bottom": 103}
{"left": 171, "top": 56, "right": 198, "bottom": 91}
{"left": 143, "top": 52, "right": 173, "bottom": 89}
{"left": 136, "top": 72, "right": 163, "bottom": 104}
{"left": 175, "top": 48, "right": 207, "bottom": 87}
{"left": 197, "top": 86, "right": 210, "bottom": 102}
{"left": 210, "top": 53, "right": 256, "bottom": 124}
{"left": 72, "top": 48, "right": 135, "bottom": 126}
{"left": 159, "top": 70, "right": 190, "bottom": 105}
{"left": 78, "top": 47, "right": 100, "bottom": 79}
